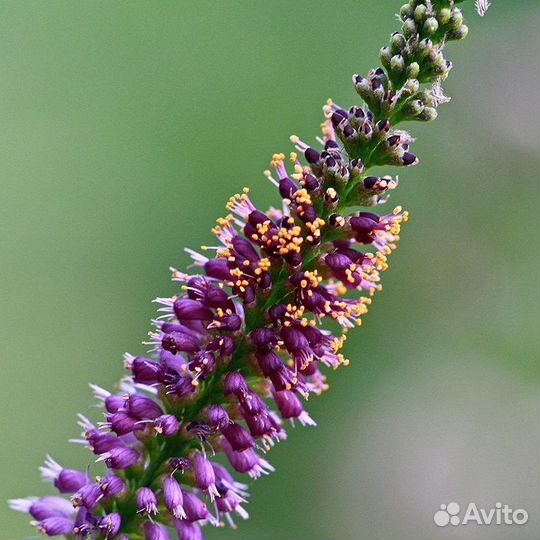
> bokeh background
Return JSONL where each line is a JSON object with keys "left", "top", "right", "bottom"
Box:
{"left": 1, "top": 1, "right": 538, "bottom": 539}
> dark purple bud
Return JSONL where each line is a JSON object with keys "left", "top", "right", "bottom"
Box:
{"left": 90, "top": 432, "right": 124, "bottom": 455}
{"left": 72, "top": 483, "right": 102, "bottom": 510}
{"left": 203, "top": 285, "right": 232, "bottom": 309}
{"left": 207, "top": 404, "right": 230, "bottom": 429}
{"left": 162, "top": 331, "right": 200, "bottom": 355}
{"left": 54, "top": 469, "right": 88, "bottom": 494}
{"left": 244, "top": 411, "right": 274, "bottom": 437}
{"left": 127, "top": 394, "right": 163, "bottom": 420}
{"left": 250, "top": 328, "right": 278, "bottom": 351}
{"left": 386, "top": 134, "right": 401, "bottom": 146}
{"left": 98, "top": 475, "right": 125, "bottom": 498}
{"left": 270, "top": 363, "right": 298, "bottom": 392}
{"left": 182, "top": 491, "right": 209, "bottom": 521}
{"left": 223, "top": 372, "right": 248, "bottom": 398}
{"left": 281, "top": 326, "right": 310, "bottom": 354}
{"left": 349, "top": 216, "right": 377, "bottom": 236}
{"left": 154, "top": 414, "right": 179, "bottom": 436}
{"left": 144, "top": 521, "right": 171, "bottom": 540}
{"left": 221, "top": 438, "right": 273, "bottom": 478}
{"left": 104, "top": 394, "right": 125, "bottom": 414}
{"left": 240, "top": 390, "right": 268, "bottom": 416}
{"left": 207, "top": 335, "right": 235, "bottom": 356}
{"left": 363, "top": 176, "right": 378, "bottom": 188}
{"left": 273, "top": 389, "right": 304, "bottom": 418}
{"left": 222, "top": 423, "right": 254, "bottom": 452}
{"left": 247, "top": 209, "right": 272, "bottom": 226}
{"left": 136, "top": 487, "right": 158, "bottom": 515}
{"left": 175, "top": 520, "right": 204, "bottom": 540}
{"left": 204, "top": 259, "right": 232, "bottom": 280}
{"left": 231, "top": 236, "right": 260, "bottom": 263}
{"left": 98, "top": 512, "right": 121, "bottom": 539}
{"left": 189, "top": 350, "right": 215, "bottom": 376}
{"left": 256, "top": 351, "right": 283, "bottom": 377}
{"left": 325, "top": 252, "right": 353, "bottom": 271}
{"left": 376, "top": 119, "right": 391, "bottom": 132}
{"left": 103, "top": 446, "right": 140, "bottom": 470}
{"left": 23, "top": 497, "right": 74, "bottom": 520}
{"left": 278, "top": 177, "right": 297, "bottom": 200}
{"left": 304, "top": 147, "right": 320, "bottom": 164}
{"left": 131, "top": 357, "right": 161, "bottom": 385}
{"left": 401, "top": 151, "right": 418, "bottom": 165}
{"left": 303, "top": 173, "right": 319, "bottom": 191}
{"left": 343, "top": 125, "right": 355, "bottom": 139}
{"left": 215, "top": 313, "right": 242, "bottom": 331}
{"left": 163, "top": 476, "right": 186, "bottom": 519}
{"left": 169, "top": 457, "right": 191, "bottom": 473}
{"left": 192, "top": 452, "right": 217, "bottom": 493}
{"left": 108, "top": 411, "right": 141, "bottom": 435}
{"left": 35, "top": 517, "right": 74, "bottom": 536}
{"left": 267, "top": 303, "right": 287, "bottom": 323}
{"left": 174, "top": 299, "right": 214, "bottom": 322}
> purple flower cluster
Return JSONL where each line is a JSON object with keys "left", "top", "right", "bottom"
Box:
{"left": 10, "top": 1, "right": 474, "bottom": 538}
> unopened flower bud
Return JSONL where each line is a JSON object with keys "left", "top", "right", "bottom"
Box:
{"left": 136, "top": 487, "right": 158, "bottom": 515}
{"left": 423, "top": 17, "right": 439, "bottom": 35}
{"left": 390, "top": 32, "right": 406, "bottom": 54}
{"left": 390, "top": 54, "right": 405, "bottom": 74}
{"left": 403, "top": 19, "right": 417, "bottom": 38}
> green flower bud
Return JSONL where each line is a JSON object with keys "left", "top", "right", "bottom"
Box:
{"left": 448, "top": 24, "right": 468, "bottom": 41}
{"left": 423, "top": 17, "right": 439, "bottom": 36}
{"left": 380, "top": 46, "right": 393, "bottom": 68}
{"left": 403, "top": 19, "right": 417, "bottom": 38}
{"left": 390, "top": 54, "right": 405, "bottom": 74}
{"left": 417, "top": 38, "right": 433, "bottom": 58}
{"left": 405, "top": 99, "right": 425, "bottom": 117}
{"left": 406, "top": 62, "right": 420, "bottom": 79}
{"left": 415, "top": 90, "right": 433, "bottom": 105}
{"left": 448, "top": 10, "right": 463, "bottom": 30}
{"left": 437, "top": 8, "right": 452, "bottom": 25}
{"left": 390, "top": 32, "right": 407, "bottom": 54}
{"left": 400, "top": 4, "right": 413, "bottom": 19}
{"left": 403, "top": 78, "right": 420, "bottom": 94}
{"left": 417, "top": 107, "right": 438, "bottom": 122}
{"left": 414, "top": 5, "right": 427, "bottom": 23}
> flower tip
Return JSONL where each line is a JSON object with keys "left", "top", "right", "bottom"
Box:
{"left": 475, "top": 0, "right": 491, "bottom": 16}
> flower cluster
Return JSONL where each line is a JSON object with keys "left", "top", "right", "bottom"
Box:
{"left": 10, "top": 1, "right": 484, "bottom": 538}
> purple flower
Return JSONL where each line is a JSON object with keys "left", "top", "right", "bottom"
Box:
{"left": 10, "top": 3, "right": 475, "bottom": 538}
{"left": 136, "top": 487, "right": 158, "bottom": 515}
{"left": 9, "top": 496, "right": 74, "bottom": 520}
{"left": 129, "top": 355, "right": 162, "bottom": 385}
{"left": 32, "top": 516, "right": 74, "bottom": 536}
{"left": 102, "top": 446, "right": 140, "bottom": 469}
{"left": 182, "top": 491, "right": 210, "bottom": 522}
{"left": 98, "top": 474, "right": 126, "bottom": 498}
{"left": 154, "top": 414, "right": 180, "bottom": 436}
{"left": 220, "top": 438, "right": 274, "bottom": 479}
{"left": 39, "top": 456, "right": 88, "bottom": 494}
{"left": 222, "top": 423, "right": 254, "bottom": 452}
{"left": 192, "top": 452, "right": 219, "bottom": 500}
{"left": 144, "top": 521, "right": 171, "bottom": 540}
{"left": 127, "top": 393, "right": 163, "bottom": 420}
{"left": 175, "top": 520, "right": 205, "bottom": 540}
{"left": 207, "top": 404, "right": 230, "bottom": 429}
{"left": 72, "top": 483, "right": 103, "bottom": 510}
{"left": 98, "top": 512, "right": 122, "bottom": 538}
{"left": 163, "top": 475, "right": 186, "bottom": 519}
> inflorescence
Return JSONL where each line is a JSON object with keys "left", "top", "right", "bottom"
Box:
{"left": 10, "top": 2, "right": 488, "bottom": 539}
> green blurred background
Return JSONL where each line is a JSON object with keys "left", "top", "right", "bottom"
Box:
{"left": 1, "top": 1, "right": 538, "bottom": 539}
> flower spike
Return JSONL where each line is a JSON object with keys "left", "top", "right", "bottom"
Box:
{"left": 9, "top": 1, "right": 485, "bottom": 538}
